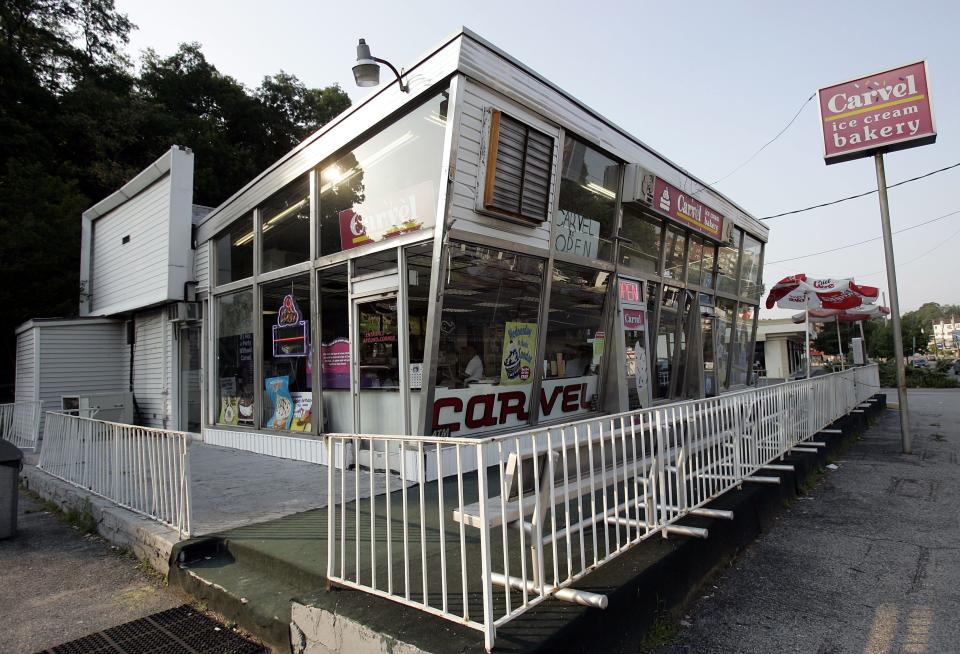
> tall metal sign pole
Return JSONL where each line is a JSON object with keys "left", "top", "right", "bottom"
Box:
{"left": 874, "top": 152, "right": 911, "bottom": 452}
{"left": 818, "top": 61, "right": 936, "bottom": 455}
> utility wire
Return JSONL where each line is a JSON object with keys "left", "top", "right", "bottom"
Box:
{"left": 708, "top": 92, "right": 816, "bottom": 187}
{"left": 764, "top": 208, "right": 960, "bottom": 265}
{"left": 761, "top": 162, "right": 960, "bottom": 220}
{"left": 855, "top": 224, "right": 960, "bottom": 278}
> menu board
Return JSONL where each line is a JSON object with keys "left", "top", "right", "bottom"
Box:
{"left": 320, "top": 338, "right": 350, "bottom": 389}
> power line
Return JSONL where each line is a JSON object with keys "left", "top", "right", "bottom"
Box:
{"left": 760, "top": 161, "right": 960, "bottom": 220}
{"left": 708, "top": 92, "right": 816, "bottom": 186}
{"left": 764, "top": 208, "right": 960, "bottom": 265}
{"left": 855, "top": 224, "right": 960, "bottom": 278}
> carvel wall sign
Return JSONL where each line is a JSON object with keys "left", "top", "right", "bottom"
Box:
{"left": 818, "top": 61, "right": 936, "bottom": 164}
{"left": 651, "top": 178, "right": 724, "bottom": 241}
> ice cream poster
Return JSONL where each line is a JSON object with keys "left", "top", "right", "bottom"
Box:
{"left": 264, "top": 375, "right": 294, "bottom": 430}
{"left": 500, "top": 322, "right": 537, "bottom": 385}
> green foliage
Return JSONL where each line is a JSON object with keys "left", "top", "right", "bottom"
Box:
{"left": 0, "top": 2, "right": 350, "bottom": 398}
{"left": 878, "top": 361, "right": 959, "bottom": 389}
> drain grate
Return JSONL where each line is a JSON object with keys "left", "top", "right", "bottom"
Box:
{"left": 36, "top": 605, "right": 265, "bottom": 654}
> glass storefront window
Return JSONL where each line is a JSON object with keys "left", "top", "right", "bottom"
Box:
{"left": 317, "top": 265, "right": 350, "bottom": 432}
{"left": 406, "top": 242, "right": 434, "bottom": 428}
{"left": 557, "top": 136, "right": 619, "bottom": 262}
{"left": 702, "top": 241, "right": 717, "bottom": 289}
{"left": 662, "top": 226, "right": 686, "bottom": 281}
{"left": 542, "top": 262, "right": 608, "bottom": 417}
{"left": 318, "top": 89, "right": 449, "bottom": 257}
{"left": 620, "top": 208, "right": 662, "bottom": 273}
{"left": 717, "top": 230, "right": 742, "bottom": 295}
{"left": 432, "top": 242, "right": 545, "bottom": 436}
{"left": 714, "top": 298, "right": 736, "bottom": 390}
{"left": 687, "top": 235, "right": 704, "bottom": 286}
{"left": 739, "top": 235, "right": 763, "bottom": 301}
{"left": 730, "top": 304, "right": 756, "bottom": 386}
{"left": 215, "top": 290, "right": 255, "bottom": 426}
{"left": 653, "top": 285, "right": 683, "bottom": 400}
{"left": 261, "top": 275, "right": 312, "bottom": 431}
{"left": 261, "top": 175, "right": 310, "bottom": 273}
{"left": 624, "top": 279, "right": 656, "bottom": 410}
{"left": 214, "top": 213, "right": 253, "bottom": 285}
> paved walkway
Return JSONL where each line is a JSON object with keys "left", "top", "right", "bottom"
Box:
{"left": 0, "top": 491, "right": 184, "bottom": 654}
{"left": 654, "top": 389, "right": 960, "bottom": 654}
{"left": 190, "top": 443, "right": 402, "bottom": 536}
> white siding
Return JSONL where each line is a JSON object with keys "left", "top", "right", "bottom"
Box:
{"left": 15, "top": 329, "right": 36, "bottom": 403}
{"left": 194, "top": 240, "right": 210, "bottom": 293}
{"left": 35, "top": 322, "right": 128, "bottom": 409}
{"left": 90, "top": 175, "right": 172, "bottom": 314}
{"left": 448, "top": 80, "right": 557, "bottom": 252}
{"left": 132, "top": 308, "right": 172, "bottom": 429}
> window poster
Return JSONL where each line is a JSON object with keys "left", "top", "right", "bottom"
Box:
{"left": 290, "top": 392, "right": 312, "bottom": 432}
{"left": 320, "top": 338, "right": 350, "bottom": 389}
{"left": 264, "top": 375, "right": 294, "bottom": 430}
{"left": 501, "top": 322, "right": 537, "bottom": 385}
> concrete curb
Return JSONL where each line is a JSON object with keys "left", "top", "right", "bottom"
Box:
{"left": 20, "top": 465, "right": 180, "bottom": 576}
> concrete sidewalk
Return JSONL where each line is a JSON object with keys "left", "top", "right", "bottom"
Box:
{"left": 0, "top": 491, "right": 184, "bottom": 653}
{"left": 654, "top": 389, "right": 960, "bottom": 654}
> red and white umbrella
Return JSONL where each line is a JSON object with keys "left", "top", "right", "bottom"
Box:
{"left": 790, "top": 305, "right": 890, "bottom": 324}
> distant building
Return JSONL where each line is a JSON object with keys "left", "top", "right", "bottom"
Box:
{"left": 754, "top": 318, "right": 815, "bottom": 380}
{"left": 930, "top": 317, "right": 959, "bottom": 353}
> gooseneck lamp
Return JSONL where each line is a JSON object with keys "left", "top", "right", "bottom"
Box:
{"left": 353, "top": 38, "right": 409, "bottom": 93}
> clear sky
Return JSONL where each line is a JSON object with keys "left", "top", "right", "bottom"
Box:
{"left": 115, "top": 0, "right": 960, "bottom": 316}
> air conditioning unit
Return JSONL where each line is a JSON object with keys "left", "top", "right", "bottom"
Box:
{"left": 622, "top": 164, "right": 656, "bottom": 205}
{"left": 61, "top": 392, "right": 133, "bottom": 424}
{"left": 168, "top": 302, "right": 201, "bottom": 323}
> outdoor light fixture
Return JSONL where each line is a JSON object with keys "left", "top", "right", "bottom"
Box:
{"left": 353, "top": 38, "right": 409, "bottom": 92}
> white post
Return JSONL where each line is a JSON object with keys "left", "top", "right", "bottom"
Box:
{"left": 805, "top": 308, "right": 811, "bottom": 379}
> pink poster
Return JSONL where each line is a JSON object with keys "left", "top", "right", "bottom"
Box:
{"left": 320, "top": 338, "right": 350, "bottom": 389}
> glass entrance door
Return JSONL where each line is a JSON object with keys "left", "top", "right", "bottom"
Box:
{"left": 354, "top": 295, "right": 401, "bottom": 434}
{"left": 178, "top": 325, "right": 202, "bottom": 433}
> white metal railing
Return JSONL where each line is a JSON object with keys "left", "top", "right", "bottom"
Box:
{"left": 325, "top": 364, "right": 879, "bottom": 651}
{"left": 38, "top": 412, "right": 193, "bottom": 537}
{"left": 0, "top": 401, "right": 43, "bottom": 450}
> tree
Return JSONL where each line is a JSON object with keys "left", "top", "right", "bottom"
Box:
{"left": 0, "top": 6, "right": 351, "bottom": 399}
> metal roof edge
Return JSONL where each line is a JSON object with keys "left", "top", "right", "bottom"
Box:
{"left": 16, "top": 316, "right": 123, "bottom": 334}
{"left": 196, "top": 28, "right": 468, "bottom": 232}
{"left": 83, "top": 146, "right": 188, "bottom": 221}
{"left": 456, "top": 28, "right": 765, "bottom": 234}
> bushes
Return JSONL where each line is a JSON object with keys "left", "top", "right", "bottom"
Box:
{"left": 878, "top": 361, "right": 959, "bottom": 388}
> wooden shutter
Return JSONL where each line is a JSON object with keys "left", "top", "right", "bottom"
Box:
{"left": 483, "top": 111, "right": 554, "bottom": 223}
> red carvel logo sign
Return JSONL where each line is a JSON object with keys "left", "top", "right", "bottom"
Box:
{"left": 650, "top": 178, "right": 724, "bottom": 241}
{"left": 818, "top": 61, "right": 936, "bottom": 164}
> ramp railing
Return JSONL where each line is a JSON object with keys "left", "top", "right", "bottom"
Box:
{"left": 325, "top": 364, "right": 878, "bottom": 651}
{"left": 38, "top": 412, "right": 193, "bottom": 537}
{"left": 0, "top": 401, "right": 43, "bottom": 450}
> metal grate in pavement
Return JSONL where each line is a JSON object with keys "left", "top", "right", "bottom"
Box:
{"left": 36, "top": 605, "right": 265, "bottom": 654}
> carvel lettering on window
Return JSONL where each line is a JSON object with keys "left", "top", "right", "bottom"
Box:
{"left": 432, "top": 377, "right": 599, "bottom": 435}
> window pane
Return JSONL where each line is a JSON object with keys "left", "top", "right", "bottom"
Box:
{"left": 214, "top": 214, "right": 253, "bottom": 285}
{"left": 542, "top": 262, "right": 608, "bottom": 417}
{"left": 714, "top": 298, "right": 736, "bottom": 389}
{"left": 432, "top": 243, "right": 545, "bottom": 436}
{"left": 717, "top": 230, "right": 742, "bottom": 295}
{"left": 619, "top": 208, "right": 662, "bottom": 273}
{"left": 216, "top": 290, "right": 254, "bottom": 426}
{"left": 318, "top": 89, "right": 448, "bottom": 257}
{"left": 261, "top": 275, "right": 312, "bottom": 431}
{"left": 687, "top": 235, "right": 704, "bottom": 286}
{"left": 318, "top": 265, "right": 350, "bottom": 432}
{"left": 730, "top": 304, "right": 755, "bottom": 386}
{"left": 556, "top": 136, "right": 618, "bottom": 262}
{"left": 653, "top": 285, "right": 683, "bottom": 400}
{"left": 662, "top": 226, "right": 687, "bottom": 281}
{"left": 261, "top": 175, "right": 310, "bottom": 273}
{"left": 406, "top": 242, "right": 434, "bottom": 428}
{"left": 702, "top": 242, "right": 717, "bottom": 289}
{"left": 739, "top": 236, "right": 763, "bottom": 301}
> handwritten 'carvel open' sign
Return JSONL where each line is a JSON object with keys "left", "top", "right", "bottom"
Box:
{"left": 272, "top": 294, "right": 309, "bottom": 357}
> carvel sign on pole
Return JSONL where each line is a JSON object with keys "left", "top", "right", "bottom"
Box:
{"left": 818, "top": 61, "right": 936, "bottom": 164}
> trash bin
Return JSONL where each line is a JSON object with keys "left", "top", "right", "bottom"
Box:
{"left": 0, "top": 439, "right": 24, "bottom": 540}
